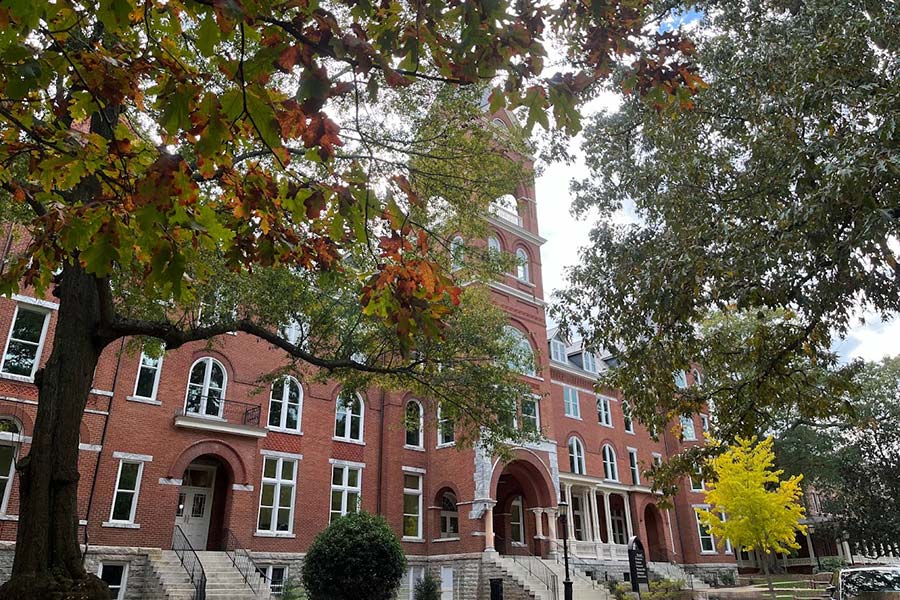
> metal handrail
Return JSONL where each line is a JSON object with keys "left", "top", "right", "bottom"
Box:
{"left": 172, "top": 526, "right": 206, "bottom": 600}
{"left": 223, "top": 528, "right": 263, "bottom": 595}
{"left": 182, "top": 395, "right": 262, "bottom": 426}
{"left": 495, "top": 534, "right": 559, "bottom": 600}
{"left": 550, "top": 539, "right": 599, "bottom": 588}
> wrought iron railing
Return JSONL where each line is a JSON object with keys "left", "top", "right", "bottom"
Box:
{"left": 495, "top": 534, "right": 559, "bottom": 600}
{"left": 180, "top": 395, "right": 262, "bottom": 426}
{"left": 223, "top": 528, "right": 264, "bottom": 595}
{"left": 172, "top": 526, "right": 206, "bottom": 600}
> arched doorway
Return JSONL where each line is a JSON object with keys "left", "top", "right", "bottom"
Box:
{"left": 644, "top": 503, "right": 667, "bottom": 562}
{"left": 491, "top": 457, "right": 555, "bottom": 557}
{"left": 174, "top": 455, "right": 233, "bottom": 550}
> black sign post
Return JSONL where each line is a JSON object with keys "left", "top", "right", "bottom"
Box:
{"left": 628, "top": 536, "right": 650, "bottom": 595}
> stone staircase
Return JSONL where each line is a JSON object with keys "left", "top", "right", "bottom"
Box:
{"left": 147, "top": 549, "right": 271, "bottom": 599}
{"left": 485, "top": 552, "right": 611, "bottom": 600}
{"left": 649, "top": 562, "right": 711, "bottom": 590}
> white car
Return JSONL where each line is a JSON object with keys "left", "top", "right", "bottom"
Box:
{"left": 829, "top": 567, "right": 900, "bottom": 600}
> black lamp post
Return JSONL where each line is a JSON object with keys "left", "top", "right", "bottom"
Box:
{"left": 558, "top": 500, "right": 574, "bottom": 600}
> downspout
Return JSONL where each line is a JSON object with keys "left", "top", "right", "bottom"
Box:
{"left": 662, "top": 429, "right": 684, "bottom": 559}
{"left": 376, "top": 389, "right": 386, "bottom": 515}
{"left": 81, "top": 336, "right": 126, "bottom": 559}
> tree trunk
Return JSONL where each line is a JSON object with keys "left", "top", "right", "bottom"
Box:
{"left": 0, "top": 262, "right": 111, "bottom": 599}
{"left": 762, "top": 553, "right": 777, "bottom": 600}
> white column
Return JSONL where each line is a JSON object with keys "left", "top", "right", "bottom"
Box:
{"left": 835, "top": 539, "right": 845, "bottom": 562}
{"left": 588, "top": 489, "right": 602, "bottom": 559}
{"left": 843, "top": 541, "right": 853, "bottom": 564}
{"left": 565, "top": 484, "right": 575, "bottom": 539}
{"left": 532, "top": 508, "right": 545, "bottom": 539}
{"left": 603, "top": 491, "right": 614, "bottom": 542}
{"left": 547, "top": 508, "right": 558, "bottom": 543}
{"left": 621, "top": 492, "right": 634, "bottom": 539}
{"left": 805, "top": 531, "right": 817, "bottom": 567}
{"left": 484, "top": 506, "right": 495, "bottom": 552}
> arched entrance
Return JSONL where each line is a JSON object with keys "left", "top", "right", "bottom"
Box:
{"left": 644, "top": 503, "right": 667, "bottom": 562}
{"left": 174, "top": 455, "right": 233, "bottom": 550}
{"left": 491, "top": 456, "right": 555, "bottom": 557}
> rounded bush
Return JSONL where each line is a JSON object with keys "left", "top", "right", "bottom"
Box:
{"left": 302, "top": 512, "right": 406, "bottom": 600}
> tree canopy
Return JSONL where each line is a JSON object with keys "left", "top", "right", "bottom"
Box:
{"left": 554, "top": 0, "right": 900, "bottom": 460}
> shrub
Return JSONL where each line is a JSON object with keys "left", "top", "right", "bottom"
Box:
{"left": 719, "top": 570, "right": 736, "bottom": 587}
{"left": 820, "top": 557, "right": 846, "bottom": 575}
{"left": 301, "top": 512, "right": 406, "bottom": 600}
{"left": 646, "top": 578, "right": 685, "bottom": 600}
{"left": 414, "top": 573, "right": 441, "bottom": 600}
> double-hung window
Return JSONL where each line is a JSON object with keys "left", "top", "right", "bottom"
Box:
{"left": 1, "top": 304, "right": 50, "bottom": 379}
{"left": 256, "top": 565, "right": 287, "bottom": 596}
{"left": 563, "top": 387, "right": 580, "bottom": 418}
{"left": 628, "top": 448, "right": 640, "bottom": 485}
{"left": 515, "top": 248, "right": 530, "bottom": 282}
{"left": 440, "top": 567, "right": 454, "bottom": 600}
{"left": 440, "top": 492, "right": 459, "bottom": 538}
{"left": 268, "top": 376, "right": 302, "bottom": 432}
{"left": 690, "top": 467, "right": 705, "bottom": 491}
{"left": 681, "top": 415, "right": 697, "bottom": 441}
{"left": 402, "top": 473, "right": 423, "bottom": 539}
{"left": 602, "top": 444, "right": 618, "bottom": 481}
{"left": 257, "top": 456, "right": 297, "bottom": 533}
{"left": 510, "top": 496, "right": 525, "bottom": 543}
{"left": 695, "top": 510, "right": 715, "bottom": 553}
{"left": 568, "top": 437, "right": 586, "bottom": 475}
{"left": 109, "top": 460, "right": 144, "bottom": 524}
{"left": 330, "top": 464, "right": 361, "bottom": 522}
{"left": 437, "top": 404, "right": 455, "bottom": 446}
{"left": 132, "top": 351, "right": 163, "bottom": 401}
{"left": 623, "top": 401, "right": 635, "bottom": 433}
{"left": 597, "top": 395, "right": 612, "bottom": 427}
{"left": 98, "top": 563, "right": 128, "bottom": 600}
{"left": 700, "top": 414, "right": 709, "bottom": 433}
{"left": 334, "top": 392, "right": 364, "bottom": 442}
{"left": 521, "top": 396, "right": 539, "bottom": 433}
{"left": 0, "top": 418, "right": 21, "bottom": 514}
{"left": 550, "top": 339, "right": 567, "bottom": 363}
{"left": 405, "top": 400, "right": 423, "bottom": 448}
{"left": 185, "top": 357, "right": 227, "bottom": 418}
{"left": 582, "top": 351, "right": 597, "bottom": 373}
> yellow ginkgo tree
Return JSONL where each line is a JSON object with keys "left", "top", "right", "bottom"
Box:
{"left": 697, "top": 436, "right": 807, "bottom": 598}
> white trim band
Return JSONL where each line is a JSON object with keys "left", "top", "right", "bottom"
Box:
{"left": 112, "top": 452, "right": 153, "bottom": 462}
{"left": 260, "top": 449, "right": 303, "bottom": 461}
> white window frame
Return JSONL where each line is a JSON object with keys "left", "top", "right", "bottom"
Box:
{"left": 405, "top": 566, "right": 426, "bottom": 600}
{"left": 440, "top": 566, "right": 454, "bottom": 600}
{"left": 690, "top": 467, "right": 705, "bottom": 492}
{"left": 515, "top": 247, "right": 530, "bottom": 282}
{"left": 597, "top": 395, "right": 613, "bottom": 427}
{"left": 437, "top": 404, "right": 455, "bottom": 447}
{"left": 109, "top": 460, "right": 144, "bottom": 524}
{"left": 267, "top": 376, "right": 303, "bottom": 433}
{"left": 623, "top": 401, "right": 635, "bottom": 434}
{"left": 450, "top": 235, "right": 464, "bottom": 271}
{"left": 628, "top": 448, "right": 640, "bottom": 485}
{"left": 720, "top": 512, "right": 733, "bottom": 554}
{"left": 132, "top": 350, "right": 163, "bottom": 401}
{"left": 674, "top": 370, "right": 688, "bottom": 389}
{"left": 568, "top": 437, "right": 586, "bottom": 475}
{"left": 184, "top": 357, "right": 227, "bottom": 418}
{"left": 692, "top": 368, "right": 703, "bottom": 386}
{"left": 550, "top": 339, "right": 567, "bottom": 363}
{"left": 510, "top": 496, "right": 525, "bottom": 544}
{"left": 439, "top": 492, "right": 460, "bottom": 539}
{"left": 487, "top": 235, "right": 501, "bottom": 254}
{"left": 681, "top": 415, "right": 697, "bottom": 441}
{"left": 0, "top": 419, "right": 21, "bottom": 515}
{"left": 652, "top": 453, "right": 663, "bottom": 468}
{"left": 695, "top": 508, "right": 716, "bottom": 553}
{"left": 505, "top": 326, "right": 536, "bottom": 376}
{"left": 256, "top": 456, "right": 297, "bottom": 534}
{"left": 404, "top": 400, "right": 424, "bottom": 449}
{"left": 330, "top": 463, "right": 362, "bottom": 522}
{"left": 402, "top": 472, "right": 423, "bottom": 540}
{"left": 582, "top": 351, "right": 597, "bottom": 373}
{"left": 521, "top": 395, "right": 540, "bottom": 433}
{"left": 700, "top": 414, "right": 709, "bottom": 433}
{"left": 97, "top": 562, "right": 129, "bottom": 600}
{"left": 563, "top": 386, "right": 580, "bottom": 419}
{"left": 0, "top": 304, "right": 51, "bottom": 380}
{"left": 333, "top": 392, "right": 364, "bottom": 443}
{"left": 602, "top": 444, "right": 619, "bottom": 481}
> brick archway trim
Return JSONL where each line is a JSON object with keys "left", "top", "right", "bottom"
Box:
{"left": 168, "top": 439, "right": 250, "bottom": 485}
{"left": 489, "top": 448, "right": 556, "bottom": 508}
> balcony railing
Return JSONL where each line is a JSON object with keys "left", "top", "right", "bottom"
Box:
{"left": 174, "top": 396, "right": 265, "bottom": 438}
{"left": 490, "top": 205, "right": 524, "bottom": 227}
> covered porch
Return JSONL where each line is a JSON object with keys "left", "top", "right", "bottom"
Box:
{"left": 558, "top": 477, "right": 635, "bottom": 561}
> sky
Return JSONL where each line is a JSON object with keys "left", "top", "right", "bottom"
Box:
{"left": 531, "top": 98, "right": 900, "bottom": 365}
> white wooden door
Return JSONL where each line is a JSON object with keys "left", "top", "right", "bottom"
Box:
{"left": 175, "top": 487, "right": 213, "bottom": 549}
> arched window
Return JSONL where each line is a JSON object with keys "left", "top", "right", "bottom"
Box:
{"left": 487, "top": 235, "right": 501, "bottom": 254}
{"left": 437, "top": 403, "right": 455, "bottom": 446}
{"left": 602, "top": 444, "right": 618, "bottom": 481}
{"left": 334, "top": 392, "right": 364, "bottom": 442}
{"left": 405, "top": 400, "right": 423, "bottom": 448}
{"left": 505, "top": 326, "right": 535, "bottom": 376}
{"left": 268, "top": 376, "right": 302, "bottom": 432}
{"left": 185, "top": 357, "right": 227, "bottom": 417}
{"left": 510, "top": 496, "right": 525, "bottom": 544}
{"left": 691, "top": 368, "right": 703, "bottom": 386}
{"left": 568, "top": 437, "right": 586, "bottom": 475}
{"left": 0, "top": 418, "right": 21, "bottom": 515}
{"left": 440, "top": 491, "right": 459, "bottom": 538}
{"left": 515, "top": 248, "right": 530, "bottom": 282}
{"left": 450, "top": 235, "right": 464, "bottom": 271}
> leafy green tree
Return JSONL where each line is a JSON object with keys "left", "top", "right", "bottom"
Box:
{"left": 555, "top": 0, "right": 899, "bottom": 468}
{"left": 301, "top": 512, "right": 406, "bottom": 600}
{"left": 414, "top": 573, "right": 441, "bottom": 600}
{"left": 0, "top": 1, "right": 702, "bottom": 597}
{"left": 698, "top": 436, "right": 807, "bottom": 599}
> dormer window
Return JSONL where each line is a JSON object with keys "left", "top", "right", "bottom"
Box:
{"left": 582, "top": 351, "right": 597, "bottom": 373}
{"left": 550, "top": 339, "right": 567, "bottom": 363}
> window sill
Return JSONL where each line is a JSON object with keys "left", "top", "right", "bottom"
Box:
{"left": 0, "top": 372, "right": 35, "bottom": 384}
{"left": 102, "top": 521, "right": 140, "bottom": 529}
{"left": 403, "top": 445, "right": 425, "bottom": 452}
{"left": 268, "top": 427, "right": 303, "bottom": 436}
{"left": 127, "top": 395, "right": 161, "bottom": 406}
{"left": 600, "top": 423, "right": 613, "bottom": 429}
{"left": 254, "top": 531, "right": 296, "bottom": 538}
{"left": 0, "top": 514, "right": 18, "bottom": 521}
{"left": 402, "top": 537, "right": 425, "bottom": 543}
{"left": 625, "top": 430, "right": 635, "bottom": 435}
{"left": 700, "top": 550, "right": 718, "bottom": 555}
{"left": 436, "top": 442, "right": 456, "bottom": 449}
{"left": 332, "top": 436, "right": 365, "bottom": 446}
{"left": 564, "top": 414, "right": 582, "bottom": 421}
{"left": 432, "top": 537, "right": 460, "bottom": 543}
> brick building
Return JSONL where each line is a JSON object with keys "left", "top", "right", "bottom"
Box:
{"left": 0, "top": 113, "right": 735, "bottom": 599}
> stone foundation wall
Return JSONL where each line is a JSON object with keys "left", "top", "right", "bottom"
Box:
{"left": 682, "top": 563, "right": 740, "bottom": 587}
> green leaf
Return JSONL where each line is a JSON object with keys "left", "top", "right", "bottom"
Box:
{"left": 196, "top": 13, "right": 220, "bottom": 56}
